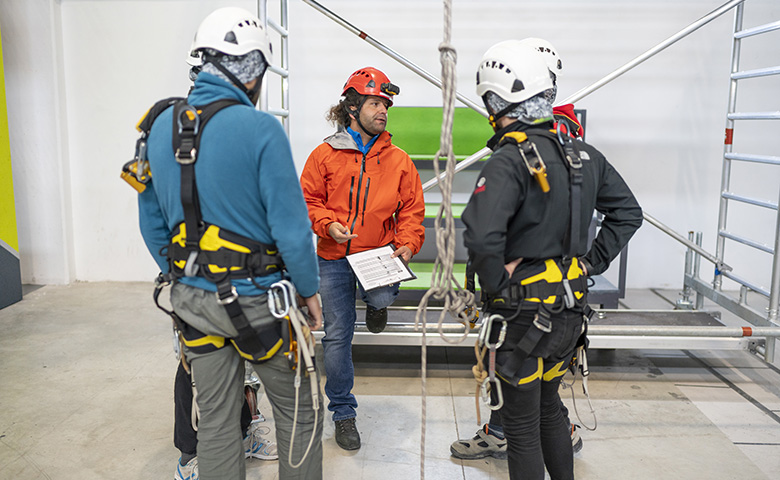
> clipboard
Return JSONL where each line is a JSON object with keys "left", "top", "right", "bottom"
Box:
{"left": 346, "top": 245, "right": 416, "bottom": 291}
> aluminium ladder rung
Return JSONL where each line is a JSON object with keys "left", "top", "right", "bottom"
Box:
{"left": 718, "top": 230, "right": 774, "bottom": 254}
{"left": 732, "top": 66, "right": 780, "bottom": 80}
{"left": 727, "top": 111, "right": 780, "bottom": 120}
{"left": 267, "top": 17, "right": 289, "bottom": 37}
{"left": 721, "top": 191, "right": 778, "bottom": 210}
{"left": 734, "top": 20, "right": 780, "bottom": 39}
{"left": 267, "top": 108, "right": 290, "bottom": 118}
{"left": 725, "top": 153, "right": 780, "bottom": 166}
{"left": 267, "top": 65, "right": 289, "bottom": 78}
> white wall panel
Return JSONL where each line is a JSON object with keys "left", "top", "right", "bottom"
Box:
{"left": 1, "top": 0, "right": 778, "bottom": 289}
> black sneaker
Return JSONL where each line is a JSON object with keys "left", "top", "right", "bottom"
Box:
{"left": 365, "top": 306, "right": 388, "bottom": 333}
{"left": 334, "top": 418, "right": 361, "bottom": 450}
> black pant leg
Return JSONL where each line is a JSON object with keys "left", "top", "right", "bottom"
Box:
{"left": 174, "top": 361, "right": 198, "bottom": 455}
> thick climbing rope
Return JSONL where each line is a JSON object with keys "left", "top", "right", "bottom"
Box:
{"left": 414, "top": 0, "right": 476, "bottom": 477}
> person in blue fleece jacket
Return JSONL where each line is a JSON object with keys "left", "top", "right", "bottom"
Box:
{"left": 136, "top": 7, "right": 323, "bottom": 480}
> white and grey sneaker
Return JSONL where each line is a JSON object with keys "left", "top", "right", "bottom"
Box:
{"left": 450, "top": 425, "right": 507, "bottom": 460}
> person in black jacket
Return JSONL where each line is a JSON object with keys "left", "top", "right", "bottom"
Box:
{"left": 461, "top": 40, "right": 642, "bottom": 480}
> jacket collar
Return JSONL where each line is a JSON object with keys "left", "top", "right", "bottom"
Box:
{"left": 188, "top": 72, "right": 254, "bottom": 108}
{"left": 486, "top": 119, "right": 554, "bottom": 151}
{"left": 324, "top": 127, "right": 392, "bottom": 155}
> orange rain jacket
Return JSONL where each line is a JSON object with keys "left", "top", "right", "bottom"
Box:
{"left": 300, "top": 129, "right": 426, "bottom": 261}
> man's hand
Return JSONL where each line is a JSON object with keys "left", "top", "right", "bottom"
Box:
{"left": 391, "top": 245, "right": 413, "bottom": 262}
{"left": 301, "top": 293, "right": 323, "bottom": 331}
{"left": 504, "top": 257, "right": 523, "bottom": 278}
{"left": 328, "top": 222, "right": 358, "bottom": 244}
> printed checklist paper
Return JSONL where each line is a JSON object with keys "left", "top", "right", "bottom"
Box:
{"left": 346, "top": 245, "right": 416, "bottom": 291}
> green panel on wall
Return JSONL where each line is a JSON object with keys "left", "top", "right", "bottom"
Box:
{"left": 387, "top": 106, "right": 493, "bottom": 160}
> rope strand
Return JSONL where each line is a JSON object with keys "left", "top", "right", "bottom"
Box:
{"left": 415, "top": 0, "right": 476, "bottom": 477}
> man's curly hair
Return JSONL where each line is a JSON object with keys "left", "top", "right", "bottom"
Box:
{"left": 325, "top": 88, "right": 363, "bottom": 128}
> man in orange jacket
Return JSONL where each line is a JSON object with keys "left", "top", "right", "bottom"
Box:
{"left": 300, "top": 67, "right": 425, "bottom": 451}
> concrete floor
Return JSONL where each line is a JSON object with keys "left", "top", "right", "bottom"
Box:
{"left": 1, "top": 282, "right": 780, "bottom": 479}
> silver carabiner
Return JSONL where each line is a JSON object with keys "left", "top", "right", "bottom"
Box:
{"left": 478, "top": 313, "right": 506, "bottom": 348}
{"left": 485, "top": 315, "right": 507, "bottom": 350}
{"left": 481, "top": 377, "right": 504, "bottom": 411}
{"left": 268, "top": 279, "right": 295, "bottom": 319}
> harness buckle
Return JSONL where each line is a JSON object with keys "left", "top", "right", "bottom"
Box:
{"left": 216, "top": 285, "right": 238, "bottom": 305}
{"left": 533, "top": 313, "right": 552, "bottom": 333}
{"left": 562, "top": 278, "right": 576, "bottom": 309}
{"left": 175, "top": 104, "right": 200, "bottom": 165}
{"left": 175, "top": 147, "right": 197, "bottom": 165}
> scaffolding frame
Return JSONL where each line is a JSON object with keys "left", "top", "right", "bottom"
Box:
{"left": 258, "top": 0, "right": 291, "bottom": 135}
{"left": 680, "top": 1, "right": 780, "bottom": 361}
{"left": 300, "top": 0, "right": 780, "bottom": 356}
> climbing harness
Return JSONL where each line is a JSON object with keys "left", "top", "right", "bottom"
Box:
{"left": 470, "top": 124, "right": 594, "bottom": 414}
{"left": 130, "top": 96, "right": 288, "bottom": 364}
{"left": 267, "top": 280, "right": 320, "bottom": 468}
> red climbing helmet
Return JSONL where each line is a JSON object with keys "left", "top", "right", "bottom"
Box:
{"left": 341, "top": 67, "right": 400, "bottom": 106}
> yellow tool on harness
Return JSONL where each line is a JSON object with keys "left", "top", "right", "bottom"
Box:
{"left": 501, "top": 131, "right": 550, "bottom": 193}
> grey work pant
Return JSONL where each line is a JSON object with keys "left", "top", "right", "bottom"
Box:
{"left": 172, "top": 283, "right": 323, "bottom": 480}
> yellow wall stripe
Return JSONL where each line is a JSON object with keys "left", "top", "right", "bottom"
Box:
{"left": 0, "top": 23, "right": 19, "bottom": 254}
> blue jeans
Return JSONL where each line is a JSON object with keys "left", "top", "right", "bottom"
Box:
{"left": 318, "top": 256, "right": 399, "bottom": 421}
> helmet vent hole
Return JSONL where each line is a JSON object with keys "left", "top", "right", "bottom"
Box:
{"left": 511, "top": 79, "right": 525, "bottom": 93}
{"left": 366, "top": 80, "right": 375, "bottom": 88}
{"left": 223, "top": 31, "right": 238, "bottom": 45}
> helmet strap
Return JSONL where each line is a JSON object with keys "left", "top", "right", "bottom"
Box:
{"left": 350, "top": 96, "right": 377, "bottom": 136}
{"left": 486, "top": 98, "right": 521, "bottom": 130}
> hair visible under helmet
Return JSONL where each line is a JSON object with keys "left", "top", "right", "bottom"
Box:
{"left": 190, "top": 7, "right": 273, "bottom": 101}
{"left": 518, "top": 37, "right": 563, "bottom": 104}
{"left": 476, "top": 41, "right": 554, "bottom": 128}
{"left": 327, "top": 67, "right": 400, "bottom": 131}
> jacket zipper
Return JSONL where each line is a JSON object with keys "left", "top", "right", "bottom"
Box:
{"left": 346, "top": 152, "right": 368, "bottom": 255}
{"left": 361, "top": 178, "right": 370, "bottom": 226}
{"left": 346, "top": 176, "right": 355, "bottom": 224}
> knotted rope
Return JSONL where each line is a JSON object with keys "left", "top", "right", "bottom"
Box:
{"left": 414, "top": 0, "right": 477, "bottom": 477}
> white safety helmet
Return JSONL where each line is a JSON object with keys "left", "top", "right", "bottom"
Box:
{"left": 191, "top": 7, "right": 273, "bottom": 64}
{"left": 476, "top": 40, "right": 553, "bottom": 105}
{"left": 518, "top": 37, "right": 563, "bottom": 79}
